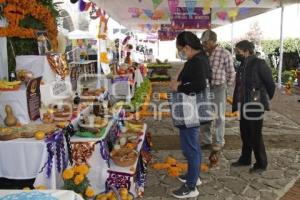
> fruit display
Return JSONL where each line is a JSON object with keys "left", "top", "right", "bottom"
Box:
{"left": 95, "top": 188, "right": 133, "bottom": 200}
{"left": 125, "top": 121, "right": 144, "bottom": 133}
{"left": 0, "top": 80, "right": 21, "bottom": 91}
{"left": 0, "top": 123, "right": 57, "bottom": 141}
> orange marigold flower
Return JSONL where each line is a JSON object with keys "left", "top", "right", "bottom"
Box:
{"left": 74, "top": 174, "right": 84, "bottom": 185}
{"left": 74, "top": 164, "right": 89, "bottom": 176}
{"left": 85, "top": 187, "right": 95, "bottom": 198}
{"left": 62, "top": 168, "right": 74, "bottom": 180}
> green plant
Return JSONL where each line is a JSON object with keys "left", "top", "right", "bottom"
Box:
{"left": 281, "top": 69, "right": 297, "bottom": 84}
{"left": 129, "top": 78, "right": 151, "bottom": 111}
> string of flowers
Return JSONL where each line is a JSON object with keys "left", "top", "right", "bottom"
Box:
{"left": 39, "top": 130, "right": 67, "bottom": 178}
{"left": 0, "top": 0, "right": 58, "bottom": 50}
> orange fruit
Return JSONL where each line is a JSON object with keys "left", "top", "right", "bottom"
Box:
{"left": 35, "top": 131, "right": 45, "bottom": 140}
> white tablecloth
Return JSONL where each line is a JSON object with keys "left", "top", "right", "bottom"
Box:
{"left": 0, "top": 190, "right": 84, "bottom": 200}
{"left": 0, "top": 137, "right": 108, "bottom": 194}
{"left": 0, "top": 86, "right": 30, "bottom": 125}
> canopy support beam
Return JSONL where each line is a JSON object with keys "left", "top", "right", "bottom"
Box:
{"left": 231, "top": 21, "right": 234, "bottom": 55}
{"left": 278, "top": 5, "right": 285, "bottom": 88}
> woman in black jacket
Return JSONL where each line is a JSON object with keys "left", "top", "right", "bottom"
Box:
{"left": 170, "top": 31, "right": 211, "bottom": 199}
{"left": 231, "top": 40, "right": 275, "bottom": 173}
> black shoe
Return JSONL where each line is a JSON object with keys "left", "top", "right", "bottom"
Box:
{"left": 249, "top": 166, "right": 266, "bottom": 174}
{"left": 171, "top": 184, "right": 199, "bottom": 199}
{"left": 231, "top": 161, "right": 251, "bottom": 167}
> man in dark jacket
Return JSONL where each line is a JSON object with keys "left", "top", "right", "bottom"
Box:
{"left": 232, "top": 40, "right": 275, "bottom": 173}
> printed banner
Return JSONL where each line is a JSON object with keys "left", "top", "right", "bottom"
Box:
{"left": 26, "top": 76, "right": 42, "bottom": 120}
{"left": 158, "top": 24, "right": 183, "bottom": 41}
{"left": 171, "top": 7, "right": 211, "bottom": 29}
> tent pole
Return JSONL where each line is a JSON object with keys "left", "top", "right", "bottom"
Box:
{"left": 278, "top": 5, "right": 285, "bottom": 88}
{"left": 157, "top": 40, "right": 160, "bottom": 58}
{"left": 231, "top": 21, "right": 234, "bottom": 55}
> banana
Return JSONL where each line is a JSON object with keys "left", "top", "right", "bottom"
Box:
{"left": 125, "top": 122, "right": 143, "bottom": 132}
{"left": 0, "top": 80, "right": 21, "bottom": 89}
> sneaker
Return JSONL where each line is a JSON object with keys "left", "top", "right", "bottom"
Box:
{"left": 171, "top": 184, "right": 199, "bottom": 199}
{"left": 177, "top": 175, "right": 202, "bottom": 186}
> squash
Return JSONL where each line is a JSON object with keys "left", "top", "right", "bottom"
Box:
{"left": 4, "top": 105, "right": 18, "bottom": 127}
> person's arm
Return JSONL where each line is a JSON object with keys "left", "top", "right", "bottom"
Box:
{"left": 258, "top": 59, "right": 275, "bottom": 100}
{"left": 178, "top": 57, "right": 207, "bottom": 93}
{"left": 224, "top": 51, "right": 236, "bottom": 86}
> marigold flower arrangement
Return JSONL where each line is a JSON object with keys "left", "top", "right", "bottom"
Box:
{"left": 0, "top": 0, "right": 58, "bottom": 50}
{"left": 62, "top": 164, "right": 95, "bottom": 199}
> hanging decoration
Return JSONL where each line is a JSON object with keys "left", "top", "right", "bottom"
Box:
{"left": 98, "top": 15, "right": 108, "bottom": 40}
{"left": 152, "top": 0, "right": 163, "bottom": 9}
{"left": 79, "top": 0, "right": 86, "bottom": 12}
{"left": 239, "top": 7, "right": 249, "bottom": 15}
{"left": 84, "top": 2, "right": 92, "bottom": 11}
{"left": 128, "top": 7, "right": 142, "bottom": 18}
{"left": 90, "top": 4, "right": 100, "bottom": 20}
{"left": 219, "top": 0, "right": 227, "bottom": 8}
{"left": 152, "top": 9, "right": 165, "bottom": 20}
{"left": 216, "top": 11, "right": 228, "bottom": 21}
{"left": 39, "top": 130, "right": 67, "bottom": 178}
{"left": 143, "top": 9, "right": 153, "bottom": 19}
{"left": 235, "top": 0, "right": 246, "bottom": 6}
{"left": 253, "top": 0, "right": 261, "bottom": 4}
{"left": 172, "top": 7, "right": 210, "bottom": 29}
{"left": 228, "top": 9, "right": 239, "bottom": 20}
{"left": 204, "top": 0, "right": 212, "bottom": 14}
{"left": 185, "top": 0, "right": 197, "bottom": 18}
{"left": 168, "top": 0, "right": 179, "bottom": 14}
{"left": 0, "top": 0, "right": 58, "bottom": 50}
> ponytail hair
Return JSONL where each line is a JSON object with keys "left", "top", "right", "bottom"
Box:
{"left": 176, "top": 31, "right": 204, "bottom": 52}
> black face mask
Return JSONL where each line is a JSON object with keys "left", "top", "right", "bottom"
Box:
{"left": 236, "top": 54, "right": 245, "bottom": 62}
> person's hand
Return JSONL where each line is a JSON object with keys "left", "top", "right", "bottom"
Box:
{"left": 170, "top": 80, "right": 181, "bottom": 92}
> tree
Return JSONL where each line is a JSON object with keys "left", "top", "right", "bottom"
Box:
{"left": 245, "top": 21, "right": 263, "bottom": 47}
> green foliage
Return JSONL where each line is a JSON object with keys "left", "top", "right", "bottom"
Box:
{"left": 261, "top": 38, "right": 300, "bottom": 55}
{"left": 6, "top": 0, "right": 61, "bottom": 71}
{"left": 129, "top": 78, "right": 151, "bottom": 112}
{"left": 281, "top": 70, "right": 297, "bottom": 84}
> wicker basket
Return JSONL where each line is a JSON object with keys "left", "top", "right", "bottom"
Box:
{"left": 110, "top": 148, "right": 138, "bottom": 167}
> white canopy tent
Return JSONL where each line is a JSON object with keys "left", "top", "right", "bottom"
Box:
{"left": 67, "top": 29, "right": 97, "bottom": 39}
{"left": 90, "top": 0, "right": 300, "bottom": 87}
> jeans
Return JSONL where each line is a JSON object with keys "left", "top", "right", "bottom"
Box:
{"left": 179, "top": 127, "right": 201, "bottom": 188}
{"left": 202, "top": 84, "right": 227, "bottom": 145}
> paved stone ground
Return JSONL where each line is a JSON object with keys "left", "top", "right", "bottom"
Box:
{"left": 139, "top": 62, "right": 300, "bottom": 200}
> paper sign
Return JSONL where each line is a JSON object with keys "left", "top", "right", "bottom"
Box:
{"left": 26, "top": 76, "right": 42, "bottom": 120}
{"left": 171, "top": 7, "right": 211, "bottom": 29}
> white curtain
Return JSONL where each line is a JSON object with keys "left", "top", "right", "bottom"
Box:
{"left": 0, "top": 19, "right": 8, "bottom": 79}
